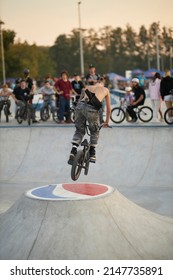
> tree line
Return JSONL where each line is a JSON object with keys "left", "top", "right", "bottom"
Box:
{"left": 0, "top": 22, "right": 173, "bottom": 81}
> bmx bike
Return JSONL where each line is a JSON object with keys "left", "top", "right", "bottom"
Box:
{"left": 0, "top": 99, "right": 11, "bottom": 122}
{"left": 70, "top": 124, "right": 111, "bottom": 181}
{"left": 40, "top": 101, "right": 59, "bottom": 123}
{"left": 16, "top": 101, "right": 33, "bottom": 125}
{"left": 164, "top": 90, "right": 173, "bottom": 125}
{"left": 110, "top": 101, "right": 153, "bottom": 124}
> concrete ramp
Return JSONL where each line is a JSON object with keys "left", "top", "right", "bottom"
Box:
{"left": 0, "top": 190, "right": 173, "bottom": 260}
{"left": 0, "top": 125, "right": 173, "bottom": 259}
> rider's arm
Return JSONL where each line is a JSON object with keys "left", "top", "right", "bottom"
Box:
{"left": 104, "top": 90, "right": 111, "bottom": 127}
{"left": 132, "top": 94, "right": 144, "bottom": 106}
{"left": 11, "top": 93, "right": 19, "bottom": 103}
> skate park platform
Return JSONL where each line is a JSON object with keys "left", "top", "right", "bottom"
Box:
{"left": 0, "top": 123, "right": 173, "bottom": 259}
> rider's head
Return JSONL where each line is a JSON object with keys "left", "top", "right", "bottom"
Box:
{"left": 23, "top": 68, "right": 30, "bottom": 76}
{"left": 20, "top": 79, "right": 26, "bottom": 88}
{"left": 131, "top": 78, "right": 139, "bottom": 87}
{"left": 44, "top": 80, "right": 51, "bottom": 88}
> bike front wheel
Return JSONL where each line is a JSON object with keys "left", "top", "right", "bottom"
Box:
{"left": 71, "top": 150, "right": 84, "bottom": 181}
{"left": 16, "top": 108, "right": 23, "bottom": 124}
{"left": 27, "top": 108, "right": 32, "bottom": 125}
{"left": 110, "top": 107, "right": 125, "bottom": 123}
{"left": 138, "top": 106, "right": 153, "bottom": 122}
{"left": 164, "top": 107, "right": 173, "bottom": 125}
{"left": 40, "top": 106, "right": 50, "bottom": 121}
{"left": 4, "top": 106, "right": 9, "bottom": 122}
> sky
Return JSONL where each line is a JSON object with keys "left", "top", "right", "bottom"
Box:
{"left": 1, "top": 0, "right": 173, "bottom": 46}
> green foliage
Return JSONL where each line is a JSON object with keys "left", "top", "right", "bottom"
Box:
{"left": 0, "top": 22, "right": 173, "bottom": 82}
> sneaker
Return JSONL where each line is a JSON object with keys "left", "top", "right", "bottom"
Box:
{"left": 68, "top": 147, "right": 77, "bottom": 165}
{"left": 89, "top": 147, "right": 96, "bottom": 163}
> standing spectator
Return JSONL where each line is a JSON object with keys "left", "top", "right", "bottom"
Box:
{"left": 85, "top": 64, "right": 100, "bottom": 86}
{"left": 126, "top": 78, "right": 146, "bottom": 122}
{"left": 45, "top": 73, "right": 55, "bottom": 86}
{"left": 160, "top": 70, "right": 173, "bottom": 111}
{"left": 149, "top": 72, "right": 162, "bottom": 122}
{"left": 71, "top": 73, "right": 85, "bottom": 103}
{"left": 54, "top": 71, "right": 77, "bottom": 124}
{"left": 23, "top": 68, "right": 34, "bottom": 104}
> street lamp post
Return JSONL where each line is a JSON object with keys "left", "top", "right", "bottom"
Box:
{"left": 0, "top": 19, "right": 6, "bottom": 84}
{"left": 78, "top": 2, "right": 84, "bottom": 76}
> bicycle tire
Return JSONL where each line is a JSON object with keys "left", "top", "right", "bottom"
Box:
{"left": 4, "top": 107, "right": 9, "bottom": 122}
{"left": 84, "top": 155, "right": 90, "bottom": 176}
{"left": 16, "top": 109, "right": 23, "bottom": 124}
{"left": 71, "top": 150, "right": 84, "bottom": 181}
{"left": 164, "top": 107, "right": 173, "bottom": 125}
{"left": 27, "top": 108, "right": 32, "bottom": 126}
{"left": 52, "top": 108, "right": 59, "bottom": 123}
{"left": 138, "top": 106, "right": 153, "bottom": 122}
{"left": 40, "top": 106, "right": 49, "bottom": 121}
{"left": 110, "top": 107, "right": 126, "bottom": 123}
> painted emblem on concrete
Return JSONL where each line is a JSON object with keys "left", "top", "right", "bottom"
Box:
{"left": 25, "top": 183, "right": 114, "bottom": 201}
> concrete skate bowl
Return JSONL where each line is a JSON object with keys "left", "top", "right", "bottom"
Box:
{"left": 0, "top": 125, "right": 173, "bottom": 259}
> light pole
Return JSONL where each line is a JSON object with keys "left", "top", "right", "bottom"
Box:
{"left": 78, "top": 2, "right": 84, "bottom": 76}
{"left": 156, "top": 27, "right": 160, "bottom": 71}
{"left": 0, "top": 19, "right": 6, "bottom": 84}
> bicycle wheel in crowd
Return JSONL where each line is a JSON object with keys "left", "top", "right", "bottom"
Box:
{"left": 16, "top": 109, "right": 23, "bottom": 124}
{"left": 138, "top": 106, "right": 153, "bottom": 122}
{"left": 110, "top": 107, "right": 125, "bottom": 123}
{"left": 27, "top": 108, "right": 32, "bottom": 126}
{"left": 164, "top": 107, "right": 173, "bottom": 125}
{"left": 52, "top": 108, "right": 59, "bottom": 123}
{"left": 71, "top": 150, "right": 84, "bottom": 181}
{"left": 4, "top": 107, "right": 9, "bottom": 122}
{"left": 40, "top": 106, "right": 49, "bottom": 121}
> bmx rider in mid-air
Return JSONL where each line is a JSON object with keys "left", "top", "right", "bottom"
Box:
{"left": 68, "top": 76, "right": 111, "bottom": 164}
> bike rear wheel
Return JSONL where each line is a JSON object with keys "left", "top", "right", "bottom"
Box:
{"left": 110, "top": 107, "right": 125, "bottom": 123}
{"left": 16, "top": 108, "right": 23, "bottom": 124}
{"left": 4, "top": 106, "right": 9, "bottom": 122}
{"left": 71, "top": 150, "right": 84, "bottom": 181}
{"left": 164, "top": 107, "right": 173, "bottom": 125}
{"left": 27, "top": 108, "right": 32, "bottom": 125}
{"left": 138, "top": 106, "right": 153, "bottom": 122}
{"left": 40, "top": 106, "right": 50, "bottom": 121}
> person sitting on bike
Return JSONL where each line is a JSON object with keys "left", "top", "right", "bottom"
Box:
{"left": 126, "top": 78, "right": 146, "bottom": 122}
{"left": 68, "top": 76, "right": 111, "bottom": 164}
{"left": 12, "top": 79, "right": 38, "bottom": 123}
{"left": 0, "top": 84, "right": 13, "bottom": 117}
{"left": 40, "top": 80, "right": 56, "bottom": 114}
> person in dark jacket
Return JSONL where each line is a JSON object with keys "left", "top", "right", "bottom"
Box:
{"left": 126, "top": 78, "right": 146, "bottom": 122}
{"left": 160, "top": 70, "right": 173, "bottom": 111}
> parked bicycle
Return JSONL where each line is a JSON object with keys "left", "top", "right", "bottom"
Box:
{"left": 70, "top": 124, "right": 111, "bottom": 181}
{"left": 164, "top": 89, "right": 173, "bottom": 125}
{"left": 110, "top": 99, "right": 153, "bottom": 123}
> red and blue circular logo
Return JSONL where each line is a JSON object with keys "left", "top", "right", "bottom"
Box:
{"left": 25, "top": 183, "right": 114, "bottom": 201}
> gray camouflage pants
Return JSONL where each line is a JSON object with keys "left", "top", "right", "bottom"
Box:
{"left": 72, "top": 102, "right": 99, "bottom": 147}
